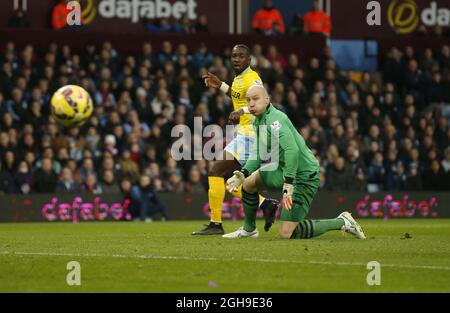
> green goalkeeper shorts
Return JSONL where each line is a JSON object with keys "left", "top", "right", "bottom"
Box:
{"left": 259, "top": 164, "right": 320, "bottom": 222}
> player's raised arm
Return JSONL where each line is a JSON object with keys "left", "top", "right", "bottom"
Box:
{"left": 202, "top": 71, "right": 248, "bottom": 125}
{"left": 202, "top": 71, "right": 232, "bottom": 97}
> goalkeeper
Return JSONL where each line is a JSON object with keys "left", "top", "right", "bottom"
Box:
{"left": 223, "top": 85, "right": 366, "bottom": 239}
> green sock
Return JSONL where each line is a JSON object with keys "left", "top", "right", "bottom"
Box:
{"left": 291, "top": 218, "right": 345, "bottom": 239}
{"left": 242, "top": 188, "right": 259, "bottom": 232}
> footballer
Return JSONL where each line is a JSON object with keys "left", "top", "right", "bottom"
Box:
{"left": 192, "top": 44, "right": 278, "bottom": 235}
{"left": 224, "top": 84, "right": 366, "bottom": 240}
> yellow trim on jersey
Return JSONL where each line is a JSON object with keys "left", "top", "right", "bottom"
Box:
{"left": 231, "top": 67, "right": 262, "bottom": 136}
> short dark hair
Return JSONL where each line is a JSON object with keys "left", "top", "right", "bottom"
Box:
{"left": 233, "top": 44, "right": 251, "bottom": 56}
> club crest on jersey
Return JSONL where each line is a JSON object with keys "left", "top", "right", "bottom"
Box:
{"left": 271, "top": 120, "right": 281, "bottom": 130}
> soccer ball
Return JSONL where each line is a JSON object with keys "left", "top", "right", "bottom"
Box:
{"left": 50, "top": 85, "right": 93, "bottom": 127}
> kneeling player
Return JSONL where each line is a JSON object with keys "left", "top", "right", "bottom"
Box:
{"left": 223, "top": 85, "right": 366, "bottom": 240}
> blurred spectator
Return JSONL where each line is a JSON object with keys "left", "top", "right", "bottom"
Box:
{"left": 144, "top": 18, "right": 173, "bottom": 33}
{"left": 77, "top": 157, "right": 97, "bottom": 182}
{"left": 156, "top": 41, "right": 174, "bottom": 68}
{"left": 1, "top": 39, "right": 449, "bottom": 195}
{"left": 85, "top": 126, "right": 101, "bottom": 158}
{"left": 94, "top": 81, "right": 116, "bottom": 111}
{"left": 368, "top": 152, "right": 385, "bottom": 192}
{"left": 173, "top": 14, "right": 193, "bottom": 33}
{"left": 193, "top": 15, "right": 209, "bottom": 33}
{"left": 266, "top": 45, "right": 287, "bottom": 69}
{"left": 5, "top": 88, "right": 27, "bottom": 122}
{"left": 0, "top": 63, "right": 14, "bottom": 96}
{"left": 423, "top": 160, "right": 448, "bottom": 191}
{"left": 123, "top": 109, "right": 150, "bottom": 138}
{"left": 289, "top": 14, "right": 304, "bottom": 35}
{"left": 104, "top": 134, "right": 119, "bottom": 157}
{"left": 56, "top": 167, "right": 80, "bottom": 192}
{"left": 404, "top": 60, "right": 425, "bottom": 104}
{"left": 439, "top": 45, "right": 450, "bottom": 69}
{"left": 151, "top": 88, "right": 174, "bottom": 116}
{"left": 51, "top": 0, "right": 69, "bottom": 30}
{"left": 328, "top": 124, "right": 347, "bottom": 155}
{"left": 251, "top": 44, "right": 270, "bottom": 69}
{"left": 383, "top": 47, "right": 403, "bottom": 87}
{"left": 14, "top": 161, "right": 33, "bottom": 194}
{"left": 390, "top": 161, "right": 407, "bottom": 191}
{"left": 83, "top": 173, "right": 102, "bottom": 194}
{"left": 192, "top": 43, "right": 214, "bottom": 71}
{"left": 325, "top": 157, "right": 353, "bottom": 191}
{"left": 120, "top": 177, "right": 133, "bottom": 208}
{"left": 252, "top": 0, "right": 285, "bottom": 35}
{"left": 405, "top": 162, "right": 422, "bottom": 191}
{"left": 353, "top": 167, "right": 368, "bottom": 192}
{"left": 164, "top": 172, "right": 187, "bottom": 192}
{"left": 8, "top": 9, "right": 31, "bottom": 28}
{"left": 0, "top": 162, "right": 14, "bottom": 195}
{"left": 185, "top": 166, "right": 205, "bottom": 193}
{"left": 346, "top": 145, "right": 367, "bottom": 190}
{"left": 434, "top": 116, "right": 449, "bottom": 151}
{"left": 131, "top": 175, "right": 171, "bottom": 221}
{"left": 415, "top": 25, "right": 428, "bottom": 37}
{"left": 134, "top": 87, "right": 152, "bottom": 123}
{"left": 33, "top": 157, "right": 58, "bottom": 193}
{"left": 303, "top": 1, "right": 331, "bottom": 37}
{"left": 442, "top": 147, "right": 450, "bottom": 173}
{"left": 119, "top": 150, "right": 141, "bottom": 184}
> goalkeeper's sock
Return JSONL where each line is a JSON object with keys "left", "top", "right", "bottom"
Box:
{"left": 242, "top": 187, "right": 259, "bottom": 232}
{"left": 291, "top": 219, "right": 345, "bottom": 239}
{"left": 231, "top": 186, "right": 265, "bottom": 206}
{"left": 259, "top": 195, "right": 265, "bottom": 206}
{"left": 208, "top": 176, "right": 226, "bottom": 223}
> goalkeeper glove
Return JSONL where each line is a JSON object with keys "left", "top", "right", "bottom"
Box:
{"left": 226, "top": 170, "right": 245, "bottom": 193}
{"left": 282, "top": 183, "right": 294, "bottom": 210}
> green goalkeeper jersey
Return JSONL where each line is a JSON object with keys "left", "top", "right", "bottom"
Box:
{"left": 242, "top": 104, "right": 319, "bottom": 183}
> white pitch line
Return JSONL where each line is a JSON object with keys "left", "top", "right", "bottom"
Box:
{"left": 1, "top": 251, "right": 450, "bottom": 272}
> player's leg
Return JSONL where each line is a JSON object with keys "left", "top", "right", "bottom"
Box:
{"left": 281, "top": 172, "right": 365, "bottom": 239}
{"left": 192, "top": 134, "right": 243, "bottom": 235}
{"left": 280, "top": 172, "right": 342, "bottom": 239}
{"left": 229, "top": 182, "right": 279, "bottom": 232}
{"left": 222, "top": 170, "right": 266, "bottom": 238}
{"left": 241, "top": 170, "right": 267, "bottom": 232}
{"left": 288, "top": 215, "right": 365, "bottom": 239}
{"left": 229, "top": 133, "right": 279, "bottom": 225}
{"left": 283, "top": 219, "right": 345, "bottom": 239}
{"left": 192, "top": 151, "right": 241, "bottom": 235}
{"left": 194, "top": 134, "right": 278, "bottom": 235}
{"left": 130, "top": 186, "right": 144, "bottom": 221}
{"left": 223, "top": 165, "right": 284, "bottom": 238}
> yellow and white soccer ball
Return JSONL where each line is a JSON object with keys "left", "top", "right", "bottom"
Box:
{"left": 50, "top": 85, "right": 93, "bottom": 127}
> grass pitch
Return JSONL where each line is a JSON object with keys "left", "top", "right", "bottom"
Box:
{"left": 0, "top": 219, "right": 449, "bottom": 292}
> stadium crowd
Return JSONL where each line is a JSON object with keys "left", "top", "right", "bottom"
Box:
{"left": 0, "top": 40, "right": 450, "bottom": 202}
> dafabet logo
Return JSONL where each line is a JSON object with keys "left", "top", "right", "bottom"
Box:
{"left": 387, "top": 0, "right": 419, "bottom": 34}
{"left": 79, "top": 0, "right": 97, "bottom": 25}
{"left": 387, "top": 0, "right": 450, "bottom": 34}
{"left": 73, "top": 0, "right": 198, "bottom": 25}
